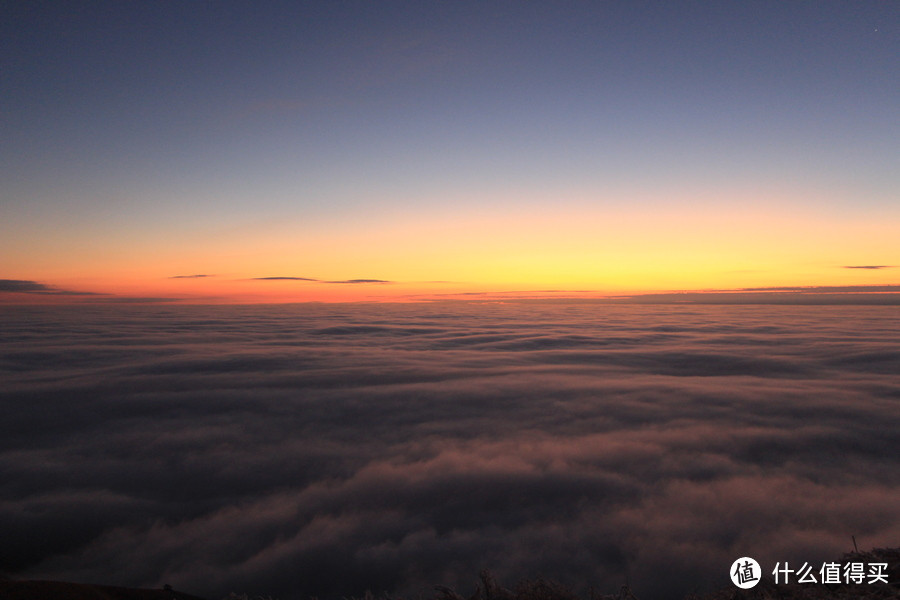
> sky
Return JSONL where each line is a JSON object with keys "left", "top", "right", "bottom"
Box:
{"left": 2, "top": 1, "right": 898, "bottom": 303}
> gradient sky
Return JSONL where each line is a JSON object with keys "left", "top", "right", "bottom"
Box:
{"left": 2, "top": 1, "right": 898, "bottom": 303}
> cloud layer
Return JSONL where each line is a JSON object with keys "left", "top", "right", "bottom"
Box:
{"left": 0, "top": 304, "right": 897, "bottom": 599}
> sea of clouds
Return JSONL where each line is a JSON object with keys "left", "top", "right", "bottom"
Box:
{"left": 1, "top": 303, "right": 897, "bottom": 599}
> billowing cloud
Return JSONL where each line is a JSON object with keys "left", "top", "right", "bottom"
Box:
{"left": 1, "top": 304, "right": 897, "bottom": 600}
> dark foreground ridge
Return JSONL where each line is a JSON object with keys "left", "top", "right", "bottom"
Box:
{"left": 679, "top": 547, "right": 900, "bottom": 600}
{"left": 1, "top": 548, "right": 897, "bottom": 600}
{"left": 0, "top": 580, "right": 206, "bottom": 600}
{"left": 436, "top": 549, "right": 900, "bottom": 600}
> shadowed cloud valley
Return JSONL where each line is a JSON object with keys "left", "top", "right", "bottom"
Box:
{"left": 0, "top": 303, "right": 898, "bottom": 599}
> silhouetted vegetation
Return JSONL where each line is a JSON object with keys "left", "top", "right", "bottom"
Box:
{"left": 1, "top": 548, "right": 895, "bottom": 600}
{"left": 410, "top": 547, "right": 898, "bottom": 600}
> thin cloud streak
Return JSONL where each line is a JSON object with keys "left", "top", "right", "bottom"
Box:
{"left": 252, "top": 276, "right": 320, "bottom": 281}
{"left": 843, "top": 265, "right": 893, "bottom": 270}
{"left": 416, "top": 286, "right": 900, "bottom": 305}
{"left": 250, "top": 277, "right": 392, "bottom": 284}
{"left": 325, "top": 279, "right": 392, "bottom": 284}
{"left": 89, "top": 297, "right": 184, "bottom": 304}
{"left": 734, "top": 285, "right": 900, "bottom": 292}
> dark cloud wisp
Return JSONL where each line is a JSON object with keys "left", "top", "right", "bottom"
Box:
{"left": 0, "top": 279, "right": 100, "bottom": 296}
{"left": 325, "top": 279, "right": 392, "bottom": 284}
{"left": 251, "top": 277, "right": 392, "bottom": 284}
{"left": 843, "top": 265, "right": 893, "bottom": 270}
{"left": 252, "top": 276, "right": 320, "bottom": 281}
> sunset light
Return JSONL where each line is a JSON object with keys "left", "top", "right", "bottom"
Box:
{"left": 2, "top": 2, "right": 896, "bottom": 305}
{"left": 1, "top": 4, "right": 898, "bottom": 600}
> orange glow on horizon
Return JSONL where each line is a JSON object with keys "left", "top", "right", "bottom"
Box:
{"left": 3, "top": 189, "right": 897, "bottom": 304}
